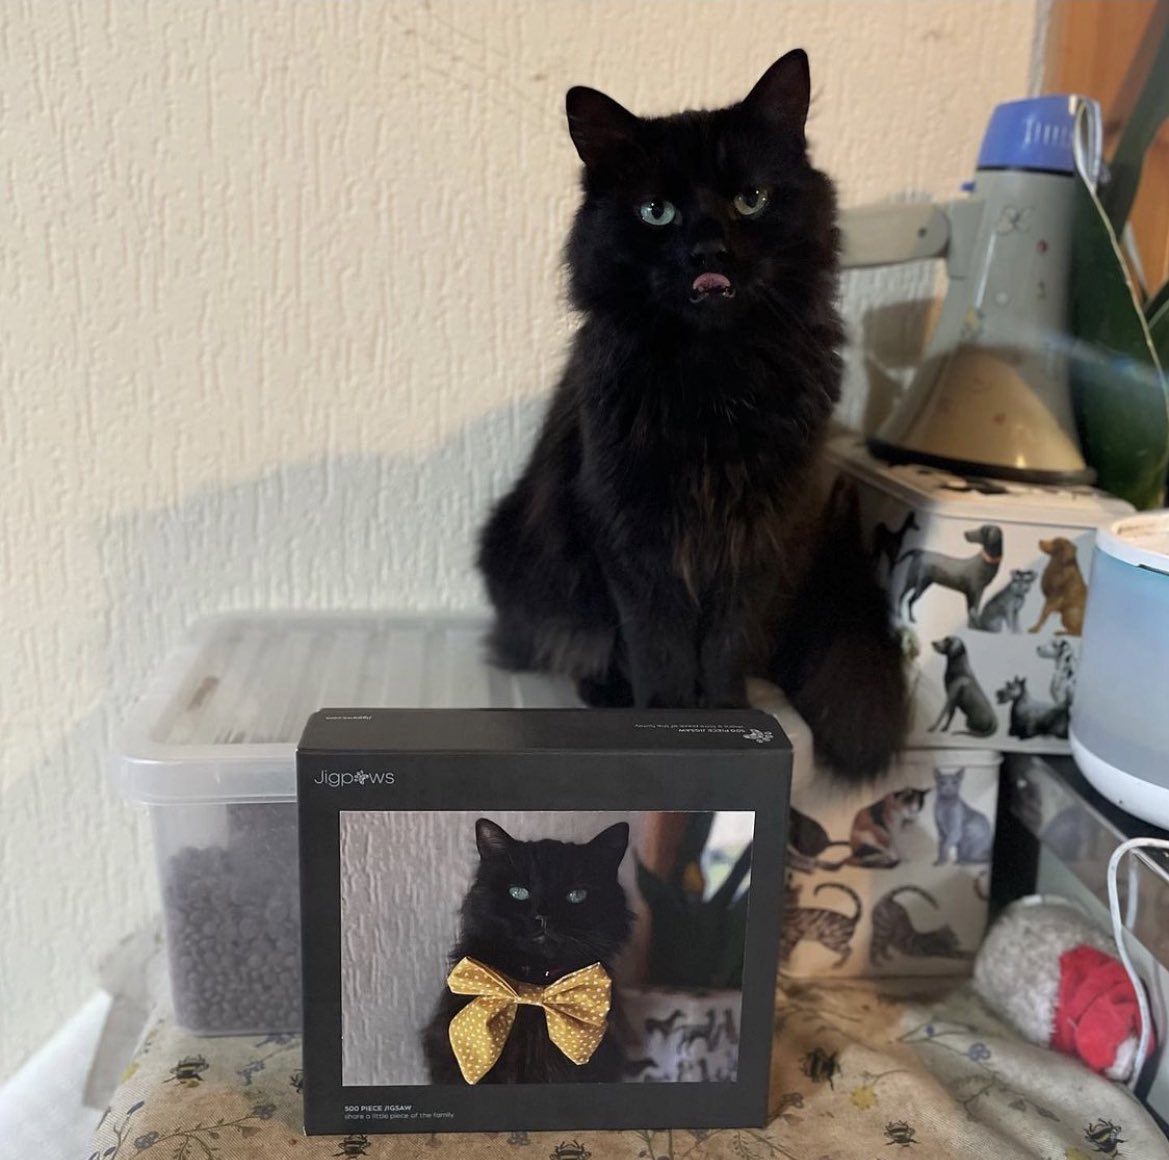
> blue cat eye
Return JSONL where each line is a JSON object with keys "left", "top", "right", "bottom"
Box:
{"left": 566, "top": 888, "right": 588, "bottom": 904}
{"left": 732, "top": 187, "right": 771, "bottom": 218}
{"left": 638, "top": 199, "right": 678, "bottom": 227}
{"left": 508, "top": 885, "right": 530, "bottom": 901}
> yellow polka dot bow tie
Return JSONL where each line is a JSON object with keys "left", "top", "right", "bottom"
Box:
{"left": 445, "top": 957, "right": 612, "bottom": 1084}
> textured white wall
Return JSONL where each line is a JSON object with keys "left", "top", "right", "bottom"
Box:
{"left": 0, "top": 1, "right": 1041, "bottom": 1080}
{"left": 339, "top": 810, "right": 646, "bottom": 1087}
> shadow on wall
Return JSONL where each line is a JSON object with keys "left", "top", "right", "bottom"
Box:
{"left": 97, "top": 395, "right": 551, "bottom": 685}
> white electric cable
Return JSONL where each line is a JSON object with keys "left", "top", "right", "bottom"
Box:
{"left": 1106, "top": 837, "right": 1169, "bottom": 1087}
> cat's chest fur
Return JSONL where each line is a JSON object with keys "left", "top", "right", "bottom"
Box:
{"left": 573, "top": 333, "right": 825, "bottom": 586}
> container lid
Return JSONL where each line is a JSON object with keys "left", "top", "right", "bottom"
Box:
{"left": 1095, "top": 510, "right": 1169, "bottom": 573}
{"left": 828, "top": 435, "right": 1133, "bottom": 527}
{"left": 115, "top": 613, "right": 814, "bottom": 806}
{"left": 115, "top": 612, "right": 578, "bottom": 806}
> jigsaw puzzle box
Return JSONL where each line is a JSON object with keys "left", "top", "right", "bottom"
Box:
{"left": 297, "top": 708, "right": 789, "bottom": 1135}
{"left": 829, "top": 436, "right": 1132, "bottom": 756}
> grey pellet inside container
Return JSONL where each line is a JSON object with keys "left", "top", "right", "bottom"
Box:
{"left": 161, "top": 803, "right": 302, "bottom": 1035}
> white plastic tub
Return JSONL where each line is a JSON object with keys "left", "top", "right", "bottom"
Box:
{"left": 116, "top": 614, "right": 811, "bottom": 1036}
{"left": 116, "top": 613, "right": 581, "bottom": 1036}
{"left": 1072, "top": 511, "right": 1169, "bottom": 827}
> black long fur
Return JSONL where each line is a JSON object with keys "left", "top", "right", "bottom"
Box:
{"left": 422, "top": 820, "right": 632, "bottom": 1084}
{"left": 477, "top": 51, "right": 907, "bottom": 780}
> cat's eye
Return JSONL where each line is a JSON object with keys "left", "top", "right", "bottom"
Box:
{"left": 638, "top": 199, "right": 678, "bottom": 227}
{"left": 566, "top": 888, "right": 588, "bottom": 904}
{"left": 508, "top": 885, "right": 530, "bottom": 901}
{"left": 732, "top": 187, "right": 771, "bottom": 218}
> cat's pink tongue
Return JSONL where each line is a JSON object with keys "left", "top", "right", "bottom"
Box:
{"left": 691, "top": 272, "right": 731, "bottom": 294}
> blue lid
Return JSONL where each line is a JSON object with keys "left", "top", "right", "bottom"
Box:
{"left": 976, "top": 95, "right": 1087, "bottom": 174}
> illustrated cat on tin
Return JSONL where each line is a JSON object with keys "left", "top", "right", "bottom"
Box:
{"left": 933, "top": 768, "right": 994, "bottom": 865}
{"left": 780, "top": 880, "right": 862, "bottom": 968}
{"left": 869, "top": 886, "right": 970, "bottom": 965}
{"left": 787, "top": 789, "right": 930, "bottom": 873}
{"left": 847, "top": 786, "right": 931, "bottom": 869}
{"left": 476, "top": 50, "right": 907, "bottom": 782}
{"left": 421, "top": 819, "right": 632, "bottom": 1084}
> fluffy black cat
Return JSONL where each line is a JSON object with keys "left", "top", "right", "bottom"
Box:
{"left": 477, "top": 50, "right": 906, "bottom": 781}
{"left": 422, "top": 819, "right": 633, "bottom": 1084}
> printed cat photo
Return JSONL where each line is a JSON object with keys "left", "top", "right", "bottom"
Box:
{"left": 422, "top": 818, "right": 634, "bottom": 1085}
{"left": 477, "top": 50, "right": 907, "bottom": 781}
{"left": 333, "top": 809, "right": 756, "bottom": 1089}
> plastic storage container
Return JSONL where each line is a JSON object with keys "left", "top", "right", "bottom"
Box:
{"left": 117, "top": 614, "right": 810, "bottom": 1035}
{"left": 828, "top": 435, "right": 1132, "bottom": 754}
{"left": 1072, "top": 511, "right": 1169, "bottom": 828}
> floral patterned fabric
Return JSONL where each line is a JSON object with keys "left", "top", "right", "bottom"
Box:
{"left": 91, "top": 977, "right": 1167, "bottom": 1160}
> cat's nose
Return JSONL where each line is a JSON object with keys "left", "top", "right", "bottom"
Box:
{"left": 534, "top": 913, "right": 548, "bottom": 931}
{"left": 690, "top": 237, "right": 728, "bottom": 267}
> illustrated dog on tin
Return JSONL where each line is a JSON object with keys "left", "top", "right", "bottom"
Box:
{"left": 1037, "top": 638, "right": 1077, "bottom": 705}
{"left": 897, "top": 525, "right": 1004, "bottom": 624}
{"left": 1029, "top": 537, "right": 1087, "bottom": 636}
{"left": 928, "top": 636, "right": 997, "bottom": 737}
{"left": 996, "top": 676, "right": 1069, "bottom": 740}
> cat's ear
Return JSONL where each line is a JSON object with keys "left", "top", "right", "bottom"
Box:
{"left": 475, "top": 818, "right": 515, "bottom": 860}
{"left": 566, "top": 86, "right": 640, "bottom": 169}
{"left": 742, "top": 49, "right": 810, "bottom": 135}
{"left": 587, "top": 821, "right": 630, "bottom": 869}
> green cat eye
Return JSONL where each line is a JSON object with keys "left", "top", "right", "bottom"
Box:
{"left": 508, "top": 885, "right": 530, "bottom": 901}
{"left": 638, "top": 199, "right": 678, "bottom": 227}
{"left": 566, "top": 888, "right": 588, "bottom": 904}
{"left": 733, "top": 187, "right": 771, "bottom": 218}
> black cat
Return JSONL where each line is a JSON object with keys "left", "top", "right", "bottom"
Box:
{"left": 421, "top": 819, "right": 633, "bottom": 1084}
{"left": 477, "top": 50, "right": 906, "bottom": 781}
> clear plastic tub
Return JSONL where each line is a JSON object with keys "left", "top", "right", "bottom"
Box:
{"left": 115, "top": 612, "right": 580, "bottom": 1036}
{"left": 117, "top": 614, "right": 812, "bottom": 1035}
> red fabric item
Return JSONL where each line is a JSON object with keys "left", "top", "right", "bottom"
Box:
{"left": 1052, "top": 944, "right": 1149, "bottom": 1074}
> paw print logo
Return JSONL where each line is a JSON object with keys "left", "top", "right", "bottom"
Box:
{"left": 743, "top": 728, "right": 773, "bottom": 744}
{"left": 354, "top": 771, "right": 369, "bottom": 784}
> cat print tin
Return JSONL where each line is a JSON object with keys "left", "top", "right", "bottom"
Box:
{"left": 297, "top": 708, "right": 790, "bottom": 1134}
{"left": 783, "top": 748, "right": 1002, "bottom": 978}
{"left": 828, "top": 435, "right": 1132, "bottom": 755}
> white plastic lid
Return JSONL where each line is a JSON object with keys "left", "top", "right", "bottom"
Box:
{"left": 1095, "top": 510, "right": 1169, "bottom": 573}
{"left": 828, "top": 435, "right": 1134, "bottom": 527}
{"left": 114, "top": 612, "right": 580, "bottom": 806}
{"left": 115, "top": 613, "right": 814, "bottom": 806}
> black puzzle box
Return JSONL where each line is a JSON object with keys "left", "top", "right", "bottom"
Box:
{"left": 297, "top": 708, "right": 790, "bottom": 1135}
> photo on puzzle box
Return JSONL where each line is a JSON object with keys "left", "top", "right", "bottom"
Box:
{"left": 338, "top": 809, "right": 754, "bottom": 1088}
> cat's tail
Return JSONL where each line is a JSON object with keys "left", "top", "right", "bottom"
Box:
{"left": 812, "top": 882, "right": 862, "bottom": 922}
{"left": 885, "top": 885, "right": 939, "bottom": 909}
{"left": 772, "top": 486, "right": 909, "bottom": 784}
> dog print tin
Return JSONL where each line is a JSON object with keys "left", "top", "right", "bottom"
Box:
{"left": 828, "top": 436, "right": 1132, "bottom": 755}
{"left": 782, "top": 748, "right": 1002, "bottom": 978}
